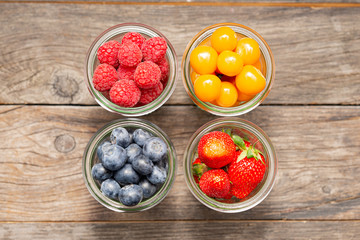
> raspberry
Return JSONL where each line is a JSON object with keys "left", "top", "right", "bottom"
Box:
{"left": 117, "top": 65, "right": 136, "bottom": 81}
{"left": 121, "top": 32, "right": 146, "bottom": 49}
{"left": 141, "top": 37, "right": 167, "bottom": 63}
{"left": 134, "top": 61, "right": 161, "bottom": 89}
{"left": 118, "top": 43, "right": 142, "bottom": 67}
{"left": 157, "top": 57, "right": 170, "bottom": 83}
{"left": 92, "top": 63, "right": 118, "bottom": 91}
{"left": 97, "top": 40, "right": 121, "bottom": 68}
{"left": 139, "top": 82, "right": 164, "bottom": 105}
{"left": 109, "top": 80, "right": 141, "bottom": 107}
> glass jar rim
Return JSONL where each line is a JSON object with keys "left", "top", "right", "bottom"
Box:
{"left": 82, "top": 118, "right": 177, "bottom": 212}
{"left": 183, "top": 117, "right": 277, "bottom": 212}
{"left": 181, "top": 22, "right": 275, "bottom": 116}
{"left": 84, "top": 23, "right": 177, "bottom": 116}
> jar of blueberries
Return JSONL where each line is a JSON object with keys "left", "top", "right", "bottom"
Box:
{"left": 82, "top": 118, "right": 177, "bottom": 212}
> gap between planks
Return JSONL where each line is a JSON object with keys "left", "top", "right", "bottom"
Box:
{"left": 0, "top": 1, "right": 360, "bottom": 8}
{"left": 1, "top": 219, "right": 360, "bottom": 224}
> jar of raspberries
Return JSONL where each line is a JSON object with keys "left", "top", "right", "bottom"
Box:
{"left": 84, "top": 23, "right": 177, "bottom": 116}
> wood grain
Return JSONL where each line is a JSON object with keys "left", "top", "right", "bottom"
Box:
{"left": 0, "top": 221, "right": 359, "bottom": 240}
{"left": 0, "top": 105, "right": 359, "bottom": 221}
{"left": 0, "top": 4, "right": 359, "bottom": 105}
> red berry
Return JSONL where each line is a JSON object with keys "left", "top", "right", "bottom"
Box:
{"left": 139, "top": 82, "right": 163, "bottom": 105}
{"left": 117, "top": 65, "right": 136, "bottom": 81}
{"left": 157, "top": 57, "right": 170, "bottom": 83}
{"left": 118, "top": 42, "right": 142, "bottom": 67}
{"left": 199, "top": 169, "right": 230, "bottom": 199}
{"left": 197, "top": 131, "right": 236, "bottom": 168}
{"left": 92, "top": 63, "right": 118, "bottom": 91}
{"left": 109, "top": 80, "right": 141, "bottom": 107}
{"left": 97, "top": 40, "right": 121, "bottom": 68}
{"left": 230, "top": 182, "right": 257, "bottom": 199}
{"left": 121, "top": 32, "right": 146, "bottom": 49}
{"left": 228, "top": 149, "right": 266, "bottom": 198}
{"left": 134, "top": 61, "right": 161, "bottom": 89}
{"left": 141, "top": 37, "right": 167, "bottom": 63}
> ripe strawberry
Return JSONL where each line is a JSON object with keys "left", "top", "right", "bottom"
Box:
{"left": 192, "top": 158, "right": 207, "bottom": 184}
{"left": 199, "top": 169, "right": 230, "bottom": 198}
{"left": 197, "top": 131, "right": 236, "bottom": 168}
{"left": 228, "top": 148, "right": 266, "bottom": 198}
{"left": 230, "top": 182, "right": 257, "bottom": 199}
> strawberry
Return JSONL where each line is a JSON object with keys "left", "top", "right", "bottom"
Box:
{"left": 230, "top": 182, "right": 257, "bottom": 199}
{"left": 197, "top": 131, "right": 236, "bottom": 168}
{"left": 228, "top": 148, "right": 266, "bottom": 198}
{"left": 192, "top": 158, "right": 207, "bottom": 184}
{"left": 199, "top": 169, "right": 230, "bottom": 198}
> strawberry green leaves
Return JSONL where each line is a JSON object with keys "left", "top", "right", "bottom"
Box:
{"left": 192, "top": 162, "right": 208, "bottom": 180}
{"left": 222, "top": 128, "right": 247, "bottom": 150}
{"left": 232, "top": 135, "right": 246, "bottom": 150}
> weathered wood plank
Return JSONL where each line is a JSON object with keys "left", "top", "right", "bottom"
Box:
{"left": 3, "top": 0, "right": 360, "bottom": 4}
{"left": 0, "top": 221, "right": 359, "bottom": 240}
{"left": 0, "top": 4, "right": 359, "bottom": 105}
{"left": 0, "top": 105, "right": 359, "bottom": 221}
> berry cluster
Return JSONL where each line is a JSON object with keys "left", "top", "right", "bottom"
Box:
{"left": 190, "top": 26, "right": 266, "bottom": 107}
{"left": 93, "top": 32, "right": 170, "bottom": 107}
{"left": 92, "top": 127, "right": 168, "bottom": 206}
{"left": 192, "top": 130, "right": 266, "bottom": 200}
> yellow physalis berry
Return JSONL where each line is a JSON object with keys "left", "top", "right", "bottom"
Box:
{"left": 210, "top": 26, "right": 238, "bottom": 53}
{"left": 194, "top": 74, "right": 221, "bottom": 102}
{"left": 235, "top": 37, "right": 261, "bottom": 65}
{"left": 190, "top": 46, "right": 218, "bottom": 75}
{"left": 215, "top": 81, "right": 238, "bottom": 107}
{"left": 235, "top": 65, "right": 266, "bottom": 95}
{"left": 217, "top": 50, "right": 243, "bottom": 77}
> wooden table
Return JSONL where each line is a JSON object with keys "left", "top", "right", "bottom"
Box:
{"left": 1, "top": 1, "right": 360, "bottom": 239}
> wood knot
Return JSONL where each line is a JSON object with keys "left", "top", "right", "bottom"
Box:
{"left": 52, "top": 70, "right": 79, "bottom": 99}
{"left": 322, "top": 186, "right": 331, "bottom": 194}
{"left": 54, "top": 134, "right": 76, "bottom": 153}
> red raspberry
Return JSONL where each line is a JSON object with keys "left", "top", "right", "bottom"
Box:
{"left": 134, "top": 61, "right": 161, "bottom": 89}
{"left": 109, "top": 80, "right": 141, "bottom": 107}
{"left": 121, "top": 32, "right": 146, "bottom": 49}
{"left": 141, "top": 37, "right": 167, "bottom": 63}
{"left": 92, "top": 63, "right": 118, "bottom": 91}
{"left": 157, "top": 57, "right": 170, "bottom": 83}
{"left": 118, "top": 43, "right": 142, "bottom": 67}
{"left": 139, "top": 82, "right": 163, "bottom": 105}
{"left": 117, "top": 65, "right": 136, "bottom": 81}
{"left": 97, "top": 40, "right": 121, "bottom": 68}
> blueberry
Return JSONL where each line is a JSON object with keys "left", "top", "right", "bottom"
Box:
{"left": 132, "top": 154, "right": 154, "bottom": 176}
{"left": 100, "top": 179, "right": 121, "bottom": 200}
{"left": 147, "top": 165, "right": 167, "bottom": 185}
{"left": 125, "top": 143, "right": 142, "bottom": 164}
{"left": 156, "top": 155, "right": 169, "bottom": 172}
{"left": 139, "top": 179, "right": 157, "bottom": 198}
{"left": 102, "top": 144, "right": 127, "bottom": 171}
{"left": 127, "top": 128, "right": 134, "bottom": 144}
{"left": 114, "top": 163, "right": 140, "bottom": 185}
{"left": 118, "top": 184, "right": 143, "bottom": 206}
{"left": 143, "top": 137, "right": 167, "bottom": 162}
{"left": 91, "top": 163, "right": 113, "bottom": 182}
{"left": 110, "top": 127, "right": 131, "bottom": 148}
{"left": 96, "top": 141, "right": 112, "bottom": 161}
{"left": 133, "top": 129, "right": 152, "bottom": 147}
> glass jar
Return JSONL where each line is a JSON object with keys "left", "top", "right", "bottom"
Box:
{"left": 84, "top": 23, "right": 177, "bottom": 116}
{"left": 182, "top": 23, "right": 275, "bottom": 116}
{"left": 183, "top": 117, "right": 277, "bottom": 212}
{"left": 83, "top": 118, "right": 177, "bottom": 212}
